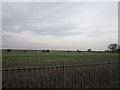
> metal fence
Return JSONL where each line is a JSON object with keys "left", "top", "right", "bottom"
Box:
{"left": 2, "top": 61, "right": 118, "bottom": 88}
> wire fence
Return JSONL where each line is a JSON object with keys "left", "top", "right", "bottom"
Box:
{"left": 2, "top": 60, "right": 118, "bottom": 88}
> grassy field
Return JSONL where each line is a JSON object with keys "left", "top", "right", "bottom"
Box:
{"left": 2, "top": 50, "right": 118, "bottom": 88}
{"left": 2, "top": 50, "right": 118, "bottom": 65}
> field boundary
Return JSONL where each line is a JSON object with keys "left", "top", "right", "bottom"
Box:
{"left": 2, "top": 61, "right": 118, "bottom": 88}
{"left": 1, "top": 62, "right": 117, "bottom": 71}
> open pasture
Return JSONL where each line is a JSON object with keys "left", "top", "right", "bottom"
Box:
{"left": 2, "top": 50, "right": 118, "bottom": 88}
{"left": 2, "top": 50, "right": 118, "bottom": 68}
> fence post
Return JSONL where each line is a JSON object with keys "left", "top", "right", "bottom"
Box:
{"left": 64, "top": 61, "right": 66, "bottom": 88}
{"left": 108, "top": 59, "right": 112, "bottom": 88}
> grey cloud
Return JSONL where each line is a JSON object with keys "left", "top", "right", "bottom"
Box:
{"left": 32, "top": 23, "right": 84, "bottom": 36}
{"left": 2, "top": 2, "right": 118, "bottom": 50}
{"left": 3, "top": 21, "right": 84, "bottom": 36}
{"left": 3, "top": 2, "right": 84, "bottom": 36}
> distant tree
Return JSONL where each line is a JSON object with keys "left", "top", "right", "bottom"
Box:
{"left": 77, "top": 49, "right": 81, "bottom": 53}
{"left": 42, "top": 49, "right": 50, "bottom": 52}
{"left": 117, "top": 49, "right": 120, "bottom": 53}
{"left": 67, "top": 51, "right": 70, "bottom": 52}
{"left": 104, "top": 50, "right": 109, "bottom": 52}
{"left": 108, "top": 43, "right": 118, "bottom": 52}
{"left": 42, "top": 50, "right": 45, "bottom": 52}
{"left": 104, "top": 50, "right": 107, "bottom": 52}
{"left": 87, "top": 49, "right": 92, "bottom": 52}
{"left": 117, "top": 45, "right": 120, "bottom": 53}
{"left": 46, "top": 49, "right": 50, "bottom": 52}
{"left": 24, "top": 50, "right": 26, "bottom": 52}
{"left": 7, "top": 49, "right": 11, "bottom": 52}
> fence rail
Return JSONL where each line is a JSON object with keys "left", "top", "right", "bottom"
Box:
{"left": 2, "top": 61, "right": 118, "bottom": 88}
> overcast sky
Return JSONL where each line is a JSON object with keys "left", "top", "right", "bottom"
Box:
{"left": 2, "top": 2, "right": 118, "bottom": 51}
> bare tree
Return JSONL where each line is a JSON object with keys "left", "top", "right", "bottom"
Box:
{"left": 108, "top": 43, "right": 118, "bottom": 52}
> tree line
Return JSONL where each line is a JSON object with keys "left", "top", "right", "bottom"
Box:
{"left": 5, "top": 43, "right": 120, "bottom": 53}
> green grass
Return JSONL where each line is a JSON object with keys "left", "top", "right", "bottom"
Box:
{"left": 2, "top": 50, "right": 118, "bottom": 64}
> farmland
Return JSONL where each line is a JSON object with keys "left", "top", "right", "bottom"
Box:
{"left": 2, "top": 50, "right": 119, "bottom": 88}
{"left": 2, "top": 50, "right": 118, "bottom": 68}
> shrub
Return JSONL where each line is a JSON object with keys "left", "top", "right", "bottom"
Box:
{"left": 42, "top": 49, "right": 50, "bottom": 52}
{"left": 24, "top": 50, "right": 26, "bottom": 52}
{"left": 87, "top": 49, "right": 92, "bottom": 52}
{"left": 67, "top": 51, "right": 70, "bottom": 52}
{"left": 7, "top": 49, "right": 11, "bottom": 52}
{"left": 46, "top": 49, "right": 50, "bottom": 52}
{"left": 42, "top": 50, "right": 45, "bottom": 52}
